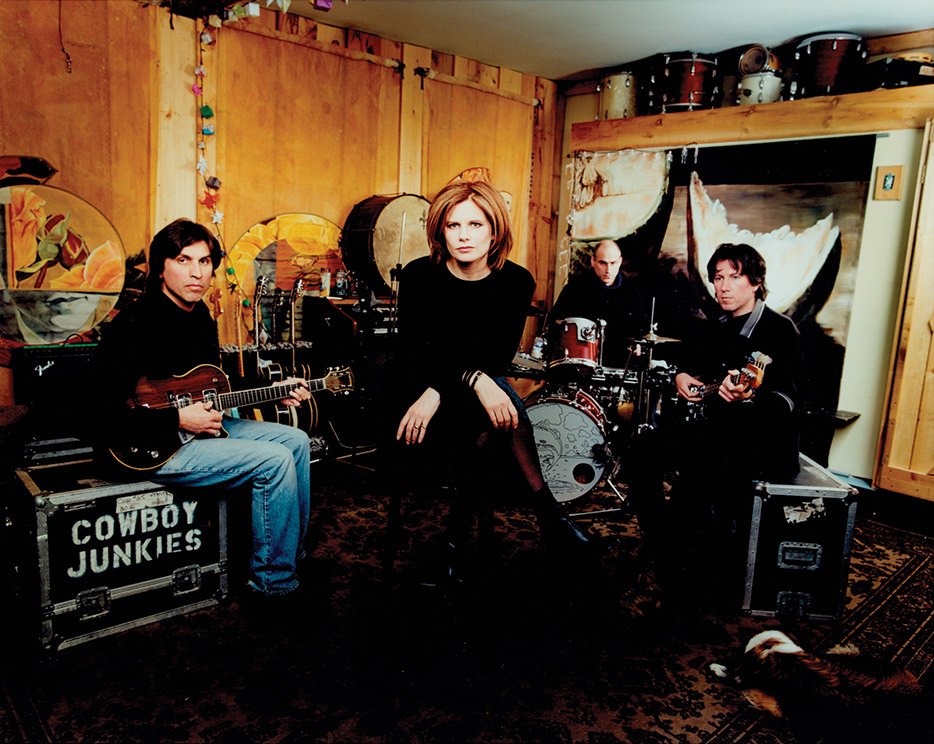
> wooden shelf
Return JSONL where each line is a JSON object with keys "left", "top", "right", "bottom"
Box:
{"left": 570, "top": 85, "right": 934, "bottom": 152}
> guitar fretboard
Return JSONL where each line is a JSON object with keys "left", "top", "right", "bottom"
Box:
{"left": 205, "top": 378, "right": 327, "bottom": 411}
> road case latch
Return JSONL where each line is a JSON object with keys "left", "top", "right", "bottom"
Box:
{"left": 173, "top": 565, "right": 202, "bottom": 595}
{"left": 76, "top": 587, "right": 112, "bottom": 620}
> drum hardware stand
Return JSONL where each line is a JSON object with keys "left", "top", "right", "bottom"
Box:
{"left": 388, "top": 211, "right": 406, "bottom": 335}
{"left": 635, "top": 298, "right": 660, "bottom": 435}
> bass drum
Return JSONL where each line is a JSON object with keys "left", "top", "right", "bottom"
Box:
{"left": 341, "top": 194, "right": 430, "bottom": 297}
{"left": 526, "top": 389, "right": 607, "bottom": 502}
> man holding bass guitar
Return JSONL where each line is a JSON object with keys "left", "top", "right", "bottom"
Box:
{"left": 90, "top": 219, "right": 314, "bottom": 609}
{"left": 625, "top": 242, "right": 803, "bottom": 619}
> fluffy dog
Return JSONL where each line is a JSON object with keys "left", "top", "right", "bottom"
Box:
{"left": 710, "top": 630, "right": 929, "bottom": 743}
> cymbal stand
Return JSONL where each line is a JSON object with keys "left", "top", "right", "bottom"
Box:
{"left": 635, "top": 298, "right": 658, "bottom": 435}
{"left": 388, "top": 210, "right": 406, "bottom": 335}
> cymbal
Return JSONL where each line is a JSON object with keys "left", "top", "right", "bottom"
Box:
{"left": 632, "top": 332, "right": 680, "bottom": 345}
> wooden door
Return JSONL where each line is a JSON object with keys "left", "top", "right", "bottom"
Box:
{"left": 876, "top": 119, "right": 934, "bottom": 500}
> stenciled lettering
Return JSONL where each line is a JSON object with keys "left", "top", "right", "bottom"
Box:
{"left": 65, "top": 502, "right": 207, "bottom": 580}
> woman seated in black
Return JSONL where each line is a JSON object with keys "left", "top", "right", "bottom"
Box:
{"left": 388, "top": 180, "right": 591, "bottom": 578}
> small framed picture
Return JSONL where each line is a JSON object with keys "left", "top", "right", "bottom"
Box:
{"left": 874, "top": 165, "right": 905, "bottom": 201}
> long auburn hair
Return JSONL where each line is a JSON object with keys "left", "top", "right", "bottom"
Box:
{"left": 425, "top": 181, "right": 513, "bottom": 271}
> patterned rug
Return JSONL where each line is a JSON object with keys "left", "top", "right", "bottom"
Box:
{"left": 1, "top": 460, "right": 931, "bottom": 744}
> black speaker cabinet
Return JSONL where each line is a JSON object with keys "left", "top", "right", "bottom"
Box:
{"left": 11, "top": 343, "right": 97, "bottom": 446}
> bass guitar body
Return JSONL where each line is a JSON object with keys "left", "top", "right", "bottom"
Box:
{"left": 679, "top": 351, "right": 772, "bottom": 423}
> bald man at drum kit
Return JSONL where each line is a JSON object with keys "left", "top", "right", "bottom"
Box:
{"left": 548, "top": 240, "right": 647, "bottom": 368}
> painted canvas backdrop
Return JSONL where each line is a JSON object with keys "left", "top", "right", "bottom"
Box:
{"left": 567, "top": 136, "right": 876, "bottom": 415}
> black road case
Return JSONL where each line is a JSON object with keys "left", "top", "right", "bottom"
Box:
{"left": 14, "top": 461, "right": 228, "bottom": 651}
{"left": 743, "top": 453, "right": 858, "bottom": 621}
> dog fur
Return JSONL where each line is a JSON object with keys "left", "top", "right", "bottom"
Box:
{"left": 710, "top": 630, "right": 929, "bottom": 743}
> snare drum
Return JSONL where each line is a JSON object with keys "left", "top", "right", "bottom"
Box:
{"left": 645, "top": 52, "right": 719, "bottom": 113}
{"left": 550, "top": 317, "right": 601, "bottom": 373}
{"left": 598, "top": 72, "right": 638, "bottom": 120}
{"left": 787, "top": 33, "right": 867, "bottom": 99}
{"left": 738, "top": 72, "right": 782, "bottom": 104}
{"left": 525, "top": 389, "right": 607, "bottom": 502}
{"left": 340, "top": 194, "right": 430, "bottom": 297}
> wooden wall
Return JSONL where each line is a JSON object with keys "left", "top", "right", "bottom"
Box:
{"left": 0, "top": 0, "right": 561, "bottom": 348}
{"left": 0, "top": 0, "right": 159, "bottom": 264}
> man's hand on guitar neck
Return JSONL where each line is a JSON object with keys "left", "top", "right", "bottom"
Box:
{"left": 276, "top": 377, "right": 311, "bottom": 407}
{"left": 718, "top": 370, "right": 755, "bottom": 403}
{"left": 178, "top": 400, "right": 224, "bottom": 436}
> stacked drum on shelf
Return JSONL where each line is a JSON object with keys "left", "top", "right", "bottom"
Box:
{"left": 591, "top": 30, "right": 930, "bottom": 120}
{"left": 641, "top": 52, "right": 720, "bottom": 114}
{"left": 736, "top": 44, "right": 783, "bottom": 105}
{"left": 783, "top": 33, "right": 868, "bottom": 99}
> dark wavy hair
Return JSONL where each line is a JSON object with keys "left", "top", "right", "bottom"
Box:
{"left": 145, "top": 219, "right": 222, "bottom": 294}
{"left": 425, "top": 181, "right": 513, "bottom": 271}
{"left": 706, "top": 243, "right": 768, "bottom": 301}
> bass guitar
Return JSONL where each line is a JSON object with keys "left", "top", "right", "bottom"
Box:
{"left": 109, "top": 364, "right": 353, "bottom": 471}
{"left": 681, "top": 351, "right": 771, "bottom": 422}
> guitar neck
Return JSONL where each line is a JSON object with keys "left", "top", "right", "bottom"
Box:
{"left": 692, "top": 368, "right": 751, "bottom": 401}
{"left": 216, "top": 376, "right": 326, "bottom": 412}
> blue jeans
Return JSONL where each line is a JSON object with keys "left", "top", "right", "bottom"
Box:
{"left": 150, "top": 416, "right": 311, "bottom": 596}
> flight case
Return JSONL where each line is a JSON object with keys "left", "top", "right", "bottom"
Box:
{"left": 13, "top": 460, "right": 228, "bottom": 651}
{"left": 743, "top": 453, "right": 859, "bottom": 621}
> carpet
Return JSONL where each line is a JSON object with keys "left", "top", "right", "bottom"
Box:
{"left": 1, "top": 460, "right": 931, "bottom": 744}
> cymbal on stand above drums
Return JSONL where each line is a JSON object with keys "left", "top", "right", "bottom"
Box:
{"left": 631, "top": 332, "right": 680, "bottom": 346}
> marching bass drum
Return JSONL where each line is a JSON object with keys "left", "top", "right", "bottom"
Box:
{"left": 526, "top": 389, "right": 608, "bottom": 502}
{"left": 340, "top": 194, "right": 430, "bottom": 297}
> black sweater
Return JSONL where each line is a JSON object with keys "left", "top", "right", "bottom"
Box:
{"left": 395, "top": 256, "right": 534, "bottom": 405}
{"left": 90, "top": 291, "right": 220, "bottom": 458}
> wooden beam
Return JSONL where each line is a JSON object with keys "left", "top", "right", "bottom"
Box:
{"left": 571, "top": 86, "right": 934, "bottom": 152}
{"left": 867, "top": 28, "right": 934, "bottom": 56}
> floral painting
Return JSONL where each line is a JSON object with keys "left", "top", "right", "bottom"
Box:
{"left": 1, "top": 185, "right": 125, "bottom": 344}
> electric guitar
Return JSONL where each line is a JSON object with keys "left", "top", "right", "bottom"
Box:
{"left": 680, "top": 351, "right": 771, "bottom": 422}
{"left": 108, "top": 364, "right": 353, "bottom": 471}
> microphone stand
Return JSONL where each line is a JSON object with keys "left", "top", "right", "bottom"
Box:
{"left": 389, "top": 210, "right": 406, "bottom": 335}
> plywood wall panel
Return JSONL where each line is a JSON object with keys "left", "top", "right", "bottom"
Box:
{"left": 0, "top": 0, "right": 157, "bottom": 256}
{"left": 424, "top": 81, "right": 534, "bottom": 269}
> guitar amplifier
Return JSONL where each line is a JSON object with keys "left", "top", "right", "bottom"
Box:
{"left": 743, "top": 454, "right": 858, "bottom": 621}
{"left": 9, "top": 461, "right": 228, "bottom": 652}
{"left": 11, "top": 343, "right": 97, "bottom": 455}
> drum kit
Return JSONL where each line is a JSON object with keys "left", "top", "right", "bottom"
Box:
{"left": 511, "top": 316, "right": 679, "bottom": 505}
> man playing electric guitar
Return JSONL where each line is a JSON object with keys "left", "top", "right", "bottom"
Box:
{"left": 90, "top": 219, "right": 314, "bottom": 611}
{"left": 624, "top": 243, "right": 803, "bottom": 619}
